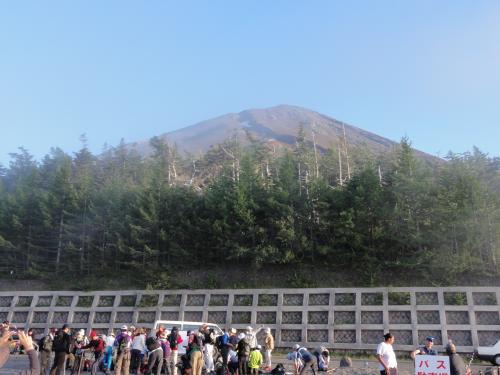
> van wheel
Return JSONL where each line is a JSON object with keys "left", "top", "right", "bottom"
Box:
{"left": 493, "top": 355, "right": 500, "bottom": 366}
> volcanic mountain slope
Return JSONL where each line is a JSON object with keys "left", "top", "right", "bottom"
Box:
{"left": 129, "top": 104, "right": 432, "bottom": 159}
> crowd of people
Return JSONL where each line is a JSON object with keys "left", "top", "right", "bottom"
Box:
{"left": 0, "top": 321, "right": 278, "bottom": 375}
{"left": 0, "top": 320, "right": 471, "bottom": 375}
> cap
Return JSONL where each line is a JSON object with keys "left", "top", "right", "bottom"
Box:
{"left": 121, "top": 325, "right": 128, "bottom": 331}
{"left": 293, "top": 344, "right": 300, "bottom": 350}
{"left": 265, "top": 328, "right": 271, "bottom": 334}
{"left": 246, "top": 326, "right": 253, "bottom": 331}
{"left": 425, "top": 336, "right": 435, "bottom": 342}
{"left": 238, "top": 333, "right": 246, "bottom": 340}
{"left": 256, "top": 345, "right": 262, "bottom": 350}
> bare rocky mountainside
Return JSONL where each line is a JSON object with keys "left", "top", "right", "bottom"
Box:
{"left": 128, "top": 105, "right": 434, "bottom": 159}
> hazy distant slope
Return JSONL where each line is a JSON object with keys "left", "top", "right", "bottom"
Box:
{"left": 129, "top": 104, "right": 432, "bottom": 159}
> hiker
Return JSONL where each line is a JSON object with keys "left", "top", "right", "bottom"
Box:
{"left": 446, "top": 342, "right": 466, "bottom": 375}
{"left": 167, "top": 327, "right": 183, "bottom": 375}
{"left": 49, "top": 324, "right": 71, "bottom": 375}
{"left": 114, "top": 325, "right": 132, "bottom": 375}
{"left": 312, "top": 347, "right": 329, "bottom": 372}
{"left": 188, "top": 329, "right": 203, "bottom": 375}
{"left": 131, "top": 328, "right": 147, "bottom": 374}
{"left": 236, "top": 333, "right": 250, "bottom": 375}
{"left": 82, "top": 332, "right": 106, "bottom": 375}
{"left": 263, "top": 328, "right": 274, "bottom": 370}
{"left": 248, "top": 345, "right": 263, "bottom": 375}
{"left": 70, "top": 329, "right": 88, "bottom": 375}
{"left": 216, "top": 329, "right": 230, "bottom": 373}
{"left": 201, "top": 324, "right": 216, "bottom": 375}
{"left": 103, "top": 331, "right": 115, "bottom": 373}
{"left": 39, "top": 328, "right": 55, "bottom": 375}
{"left": 295, "top": 345, "right": 316, "bottom": 375}
{"left": 146, "top": 335, "right": 163, "bottom": 375}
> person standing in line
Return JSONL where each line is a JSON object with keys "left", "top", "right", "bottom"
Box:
{"left": 376, "top": 333, "right": 397, "bottom": 375}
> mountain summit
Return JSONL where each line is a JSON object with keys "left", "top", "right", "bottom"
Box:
{"left": 129, "top": 105, "right": 427, "bottom": 158}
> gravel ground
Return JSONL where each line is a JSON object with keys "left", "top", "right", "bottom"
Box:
{"left": 1, "top": 354, "right": 495, "bottom": 375}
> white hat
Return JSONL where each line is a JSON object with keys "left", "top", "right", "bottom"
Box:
{"left": 78, "top": 329, "right": 85, "bottom": 336}
{"left": 246, "top": 326, "right": 253, "bottom": 331}
{"left": 256, "top": 345, "right": 262, "bottom": 350}
{"left": 293, "top": 344, "right": 300, "bottom": 350}
{"left": 238, "top": 333, "right": 246, "bottom": 340}
{"left": 121, "top": 325, "right": 128, "bottom": 330}
{"left": 265, "top": 328, "right": 271, "bottom": 334}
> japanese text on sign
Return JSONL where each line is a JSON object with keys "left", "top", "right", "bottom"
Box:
{"left": 415, "top": 355, "right": 450, "bottom": 375}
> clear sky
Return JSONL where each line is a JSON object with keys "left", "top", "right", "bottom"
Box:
{"left": 1, "top": 1, "right": 499, "bottom": 166}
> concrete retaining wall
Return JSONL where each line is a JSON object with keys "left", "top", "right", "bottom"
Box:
{"left": 1, "top": 287, "right": 498, "bottom": 352}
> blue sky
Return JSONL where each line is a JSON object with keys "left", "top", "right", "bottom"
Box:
{"left": 1, "top": 1, "right": 499, "bottom": 165}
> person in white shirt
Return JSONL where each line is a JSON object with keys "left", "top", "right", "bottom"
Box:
{"left": 376, "top": 333, "right": 397, "bottom": 375}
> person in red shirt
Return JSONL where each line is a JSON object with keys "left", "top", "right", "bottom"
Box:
{"left": 82, "top": 332, "right": 106, "bottom": 375}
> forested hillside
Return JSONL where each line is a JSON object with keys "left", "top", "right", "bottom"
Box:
{"left": 0, "top": 130, "right": 499, "bottom": 289}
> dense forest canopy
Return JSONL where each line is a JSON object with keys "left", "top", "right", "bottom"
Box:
{"left": 0, "top": 131, "right": 499, "bottom": 289}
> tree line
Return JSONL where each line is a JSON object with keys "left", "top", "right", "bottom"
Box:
{"left": 0, "top": 130, "right": 499, "bottom": 287}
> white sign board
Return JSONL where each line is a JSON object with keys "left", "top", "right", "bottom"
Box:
{"left": 415, "top": 355, "right": 450, "bottom": 375}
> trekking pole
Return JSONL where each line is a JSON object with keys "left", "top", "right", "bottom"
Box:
{"left": 465, "top": 352, "right": 474, "bottom": 375}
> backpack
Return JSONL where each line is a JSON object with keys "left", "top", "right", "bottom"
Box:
{"left": 216, "top": 333, "right": 228, "bottom": 349}
{"left": 52, "top": 333, "right": 66, "bottom": 352}
{"left": 271, "top": 364, "right": 285, "bottom": 375}
{"left": 38, "top": 335, "right": 54, "bottom": 352}
{"left": 146, "top": 336, "right": 160, "bottom": 351}
{"left": 118, "top": 335, "right": 130, "bottom": 353}
{"left": 237, "top": 338, "right": 250, "bottom": 357}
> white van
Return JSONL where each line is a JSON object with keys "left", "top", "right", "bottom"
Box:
{"left": 153, "top": 320, "right": 223, "bottom": 354}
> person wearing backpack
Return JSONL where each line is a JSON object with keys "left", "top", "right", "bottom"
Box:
{"left": 49, "top": 324, "right": 71, "bottom": 375}
{"left": 114, "top": 325, "right": 132, "bottom": 375}
{"left": 167, "top": 327, "right": 183, "bottom": 375}
{"left": 216, "top": 330, "right": 230, "bottom": 374}
{"left": 145, "top": 336, "right": 163, "bottom": 375}
{"left": 236, "top": 333, "right": 250, "bottom": 375}
{"left": 39, "top": 329, "right": 55, "bottom": 375}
